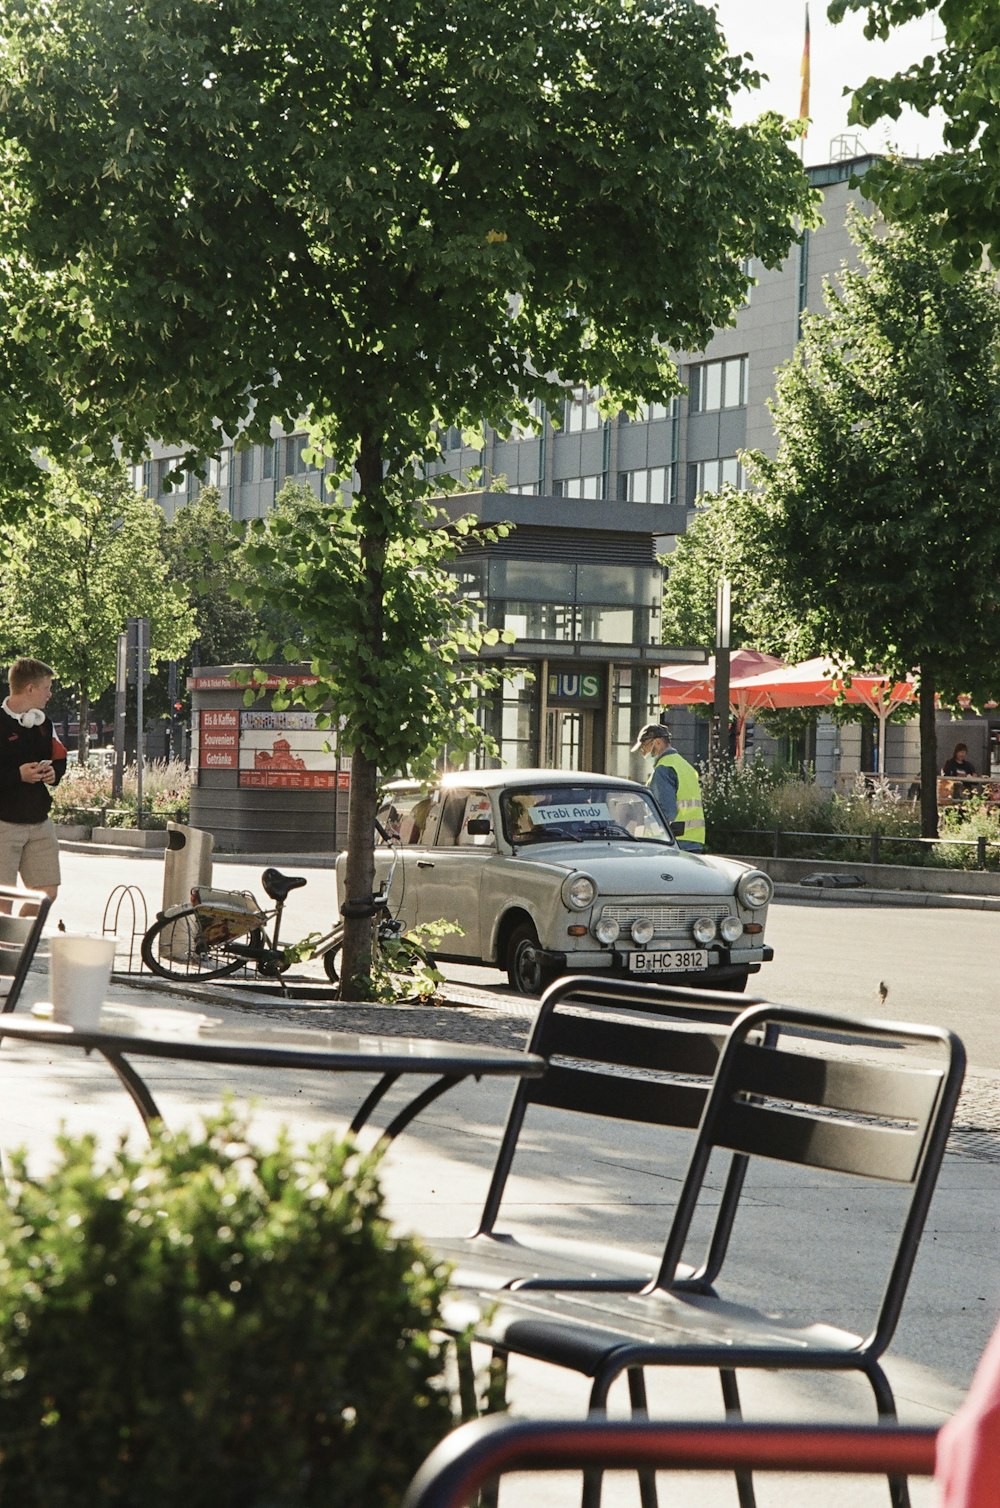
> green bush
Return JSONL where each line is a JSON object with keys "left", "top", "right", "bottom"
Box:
{"left": 933, "top": 797, "right": 1000, "bottom": 870}
{"left": 50, "top": 758, "right": 191, "bottom": 830}
{"left": 0, "top": 1108, "right": 455, "bottom": 1508}
{"left": 702, "top": 757, "right": 824, "bottom": 854}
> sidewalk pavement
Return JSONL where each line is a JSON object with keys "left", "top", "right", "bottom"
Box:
{"left": 4, "top": 936, "right": 999, "bottom": 1507}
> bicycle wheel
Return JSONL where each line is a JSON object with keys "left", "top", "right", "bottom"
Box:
{"left": 322, "top": 942, "right": 342, "bottom": 983}
{"left": 140, "top": 907, "right": 262, "bottom": 982}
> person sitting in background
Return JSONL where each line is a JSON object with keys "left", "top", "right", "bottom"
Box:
{"left": 943, "top": 743, "right": 977, "bottom": 798}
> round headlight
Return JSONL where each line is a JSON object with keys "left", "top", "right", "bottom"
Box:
{"left": 692, "top": 916, "right": 717, "bottom": 945}
{"left": 595, "top": 916, "right": 621, "bottom": 945}
{"left": 720, "top": 916, "right": 745, "bottom": 943}
{"left": 737, "top": 870, "right": 774, "bottom": 910}
{"left": 630, "top": 917, "right": 655, "bottom": 946}
{"left": 562, "top": 872, "right": 597, "bottom": 911}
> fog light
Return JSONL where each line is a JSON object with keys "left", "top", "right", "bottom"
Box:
{"left": 630, "top": 917, "right": 655, "bottom": 946}
{"left": 692, "top": 916, "right": 717, "bottom": 944}
{"left": 720, "top": 916, "right": 744, "bottom": 943}
{"left": 595, "top": 916, "right": 620, "bottom": 945}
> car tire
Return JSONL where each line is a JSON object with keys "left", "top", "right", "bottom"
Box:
{"left": 506, "top": 921, "right": 552, "bottom": 996}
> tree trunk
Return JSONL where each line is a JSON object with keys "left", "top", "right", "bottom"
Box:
{"left": 78, "top": 688, "right": 91, "bottom": 765}
{"left": 918, "top": 672, "right": 938, "bottom": 839}
{"left": 336, "top": 431, "right": 385, "bottom": 998}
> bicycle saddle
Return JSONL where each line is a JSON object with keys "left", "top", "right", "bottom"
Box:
{"left": 261, "top": 868, "right": 308, "bottom": 903}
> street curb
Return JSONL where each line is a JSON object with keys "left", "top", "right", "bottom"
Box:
{"left": 58, "top": 839, "right": 337, "bottom": 867}
{"left": 63, "top": 840, "right": 1000, "bottom": 911}
{"left": 775, "top": 883, "right": 1000, "bottom": 911}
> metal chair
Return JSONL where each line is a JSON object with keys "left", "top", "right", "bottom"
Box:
{"left": 467, "top": 1004, "right": 964, "bottom": 1508}
{"left": 430, "top": 974, "right": 760, "bottom": 1300}
{"left": 0, "top": 884, "right": 51, "bottom": 1014}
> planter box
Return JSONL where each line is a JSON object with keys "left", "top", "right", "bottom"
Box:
{"left": 54, "top": 824, "right": 91, "bottom": 842}
{"left": 91, "top": 826, "right": 169, "bottom": 850}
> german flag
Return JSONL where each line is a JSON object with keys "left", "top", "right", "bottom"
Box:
{"left": 799, "top": 4, "right": 811, "bottom": 129}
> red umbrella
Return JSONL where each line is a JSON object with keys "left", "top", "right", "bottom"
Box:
{"left": 659, "top": 650, "right": 785, "bottom": 706}
{"left": 731, "top": 656, "right": 916, "bottom": 772}
{"left": 660, "top": 651, "right": 786, "bottom": 760}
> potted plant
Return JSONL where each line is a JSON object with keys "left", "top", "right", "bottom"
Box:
{"left": 0, "top": 1108, "right": 456, "bottom": 1507}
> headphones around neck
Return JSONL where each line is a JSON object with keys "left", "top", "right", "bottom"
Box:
{"left": 3, "top": 699, "right": 45, "bottom": 728}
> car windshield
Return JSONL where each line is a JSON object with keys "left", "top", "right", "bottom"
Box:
{"left": 499, "top": 784, "right": 674, "bottom": 845}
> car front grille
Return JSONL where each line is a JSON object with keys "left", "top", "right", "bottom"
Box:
{"left": 598, "top": 902, "right": 733, "bottom": 940}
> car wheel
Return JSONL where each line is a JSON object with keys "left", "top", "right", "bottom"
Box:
{"left": 506, "top": 921, "right": 551, "bottom": 995}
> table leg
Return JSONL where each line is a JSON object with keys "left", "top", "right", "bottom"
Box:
{"left": 381, "top": 1075, "right": 462, "bottom": 1142}
{"left": 97, "top": 1049, "right": 163, "bottom": 1130}
{"left": 349, "top": 1070, "right": 403, "bottom": 1135}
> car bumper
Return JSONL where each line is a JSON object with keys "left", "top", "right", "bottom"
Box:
{"left": 556, "top": 944, "right": 773, "bottom": 975}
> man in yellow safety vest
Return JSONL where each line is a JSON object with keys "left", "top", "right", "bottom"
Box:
{"left": 631, "top": 722, "right": 706, "bottom": 852}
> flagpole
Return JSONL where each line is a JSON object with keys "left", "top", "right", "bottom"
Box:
{"left": 799, "top": 3, "right": 810, "bottom": 163}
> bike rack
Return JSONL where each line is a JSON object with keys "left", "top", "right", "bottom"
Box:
{"left": 103, "top": 885, "right": 150, "bottom": 975}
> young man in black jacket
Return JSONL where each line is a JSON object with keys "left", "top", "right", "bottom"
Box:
{"left": 0, "top": 657, "right": 67, "bottom": 908}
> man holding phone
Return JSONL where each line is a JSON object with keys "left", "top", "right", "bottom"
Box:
{"left": 0, "top": 657, "right": 67, "bottom": 907}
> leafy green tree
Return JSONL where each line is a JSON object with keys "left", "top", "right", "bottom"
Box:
{"left": 163, "top": 488, "right": 261, "bottom": 674}
{"left": 830, "top": 0, "right": 1000, "bottom": 267}
{"left": 659, "top": 484, "right": 820, "bottom": 660}
{"left": 0, "top": 0, "right": 817, "bottom": 984}
{"left": 1, "top": 461, "right": 196, "bottom": 761}
{"left": 750, "top": 210, "right": 1000, "bottom": 836}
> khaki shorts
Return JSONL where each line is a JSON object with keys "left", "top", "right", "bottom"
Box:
{"left": 0, "top": 818, "right": 61, "bottom": 889}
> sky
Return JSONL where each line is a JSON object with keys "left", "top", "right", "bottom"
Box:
{"left": 705, "top": 0, "right": 945, "bottom": 166}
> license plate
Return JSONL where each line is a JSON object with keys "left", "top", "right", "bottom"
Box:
{"left": 626, "top": 949, "right": 709, "bottom": 973}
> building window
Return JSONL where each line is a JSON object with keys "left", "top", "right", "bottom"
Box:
{"left": 564, "top": 385, "right": 602, "bottom": 433}
{"left": 507, "top": 482, "right": 540, "bottom": 495}
{"left": 239, "top": 447, "right": 255, "bottom": 485}
{"left": 262, "top": 440, "right": 276, "bottom": 480}
{"left": 689, "top": 356, "right": 748, "bottom": 413}
{"left": 156, "top": 457, "right": 183, "bottom": 495}
{"left": 554, "top": 474, "right": 605, "bottom": 499}
{"left": 505, "top": 398, "right": 544, "bottom": 441}
{"left": 687, "top": 456, "right": 746, "bottom": 503}
{"left": 285, "top": 434, "right": 320, "bottom": 474}
{"left": 617, "top": 466, "right": 675, "bottom": 505}
{"left": 626, "top": 397, "right": 677, "bottom": 423}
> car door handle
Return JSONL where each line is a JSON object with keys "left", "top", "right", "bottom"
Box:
{"left": 416, "top": 860, "right": 435, "bottom": 869}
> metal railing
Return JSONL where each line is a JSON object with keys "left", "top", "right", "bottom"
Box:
{"left": 716, "top": 826, "right": 1000, "bottom": 870}
{"left": 402, "top": 1418, "right": 938, "bottom": 1508}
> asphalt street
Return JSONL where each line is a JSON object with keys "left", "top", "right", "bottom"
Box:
{"left": 54, "top": 845, "right": 1000, "bottom": 1072}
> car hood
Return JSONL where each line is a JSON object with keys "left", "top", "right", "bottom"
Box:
{"left": 509, "top": 842, "right": 759, "bottom": 896}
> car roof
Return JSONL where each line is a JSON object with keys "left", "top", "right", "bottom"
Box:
{"left": 385, "top": 769, "right": 648, "bottom": 794}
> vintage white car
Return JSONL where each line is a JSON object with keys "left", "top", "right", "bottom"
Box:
{"left": 354, "top": 769, "right": 773, "bottom": 995}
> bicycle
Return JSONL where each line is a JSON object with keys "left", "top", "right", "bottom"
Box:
{"left": 140, "top": 828, "right": 431, "bottom": 988}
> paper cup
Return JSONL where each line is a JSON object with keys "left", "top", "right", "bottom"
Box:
{"left": 49, "top": 935, "right": 117, "bottom": 1028}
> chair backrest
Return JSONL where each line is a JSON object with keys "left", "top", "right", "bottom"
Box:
{"left": 654, "top": 1003, "right": 966, "bottom": 1352}
{"left": 474, "top": 975, "right": 762, "bottom": 1240}
{"left": 0, "top": 884, "right": 51, "bottom": 1015}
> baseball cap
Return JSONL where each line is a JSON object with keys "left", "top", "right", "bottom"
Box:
{"left": 630, "top": 723, "right": 671, "bottom": 753}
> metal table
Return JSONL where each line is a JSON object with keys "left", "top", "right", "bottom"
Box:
{"left": 0, "top": 1005, "right": 546, "bottom": 1141}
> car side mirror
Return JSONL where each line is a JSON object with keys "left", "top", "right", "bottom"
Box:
{"left": 466, "top": 817, "right": 492, "bottom": 836}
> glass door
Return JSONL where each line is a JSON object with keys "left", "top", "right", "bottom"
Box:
{"left": 544, "top": 709, "right": 595, "bottom": 770}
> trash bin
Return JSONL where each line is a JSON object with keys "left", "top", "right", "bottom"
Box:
{"left": 162, "top": 822, "right": 214, "bottom": 913}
